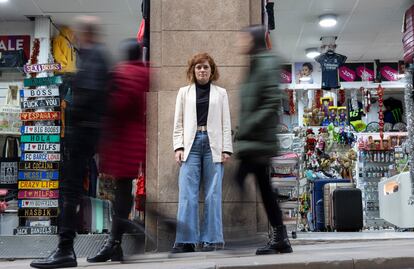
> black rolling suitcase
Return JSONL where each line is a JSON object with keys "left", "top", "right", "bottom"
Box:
{"left": 332, "top": 188, "right": 363, "bottom": 231}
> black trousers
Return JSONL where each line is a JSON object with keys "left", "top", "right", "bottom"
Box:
{"left": 59, "top": 128, "right": 98, "bottom": 246}
{"left": 236, "top": 160, "right": 283, "bottom": 227}
{"left": 111, "top": 179, "right": 134, "bottom": 241}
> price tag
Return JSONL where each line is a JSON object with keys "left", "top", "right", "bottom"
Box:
{"left": 14, "top": 226, "right": 58, "bottom": 235}
{"left": 20, "top": 112, "right": 60, "bottom": 121}
{"left": 19, "top": 162, "right": 59, "bottom": 171}
{"left": 18, "top": 171, "right": 59, "bottom": 180}
{"left": 20, "top": 86, "right": 60, "bottom": 97}
{"left": 21, "top": 98, "right": 60, "bottom": 109}
{"left": 23, "top": 76, "right": 62, "bottom": 87}
{"left": 21, "top": 153, "right": 61, "bottom": 162}
{"left": 18, "top": 208, "right": 58, "bottom": 217}
{"left": 21, "top": 143, "right": 60, "bottom": 152}
{"left": 18, "top": 199, "right": 58, "bottom": 208}
{"left": 24, "top": 63, "right": 62, "bottom": 74}
{"left": 18, "top": 190, "right": 59, "bottom": 199}
{"left": 21, "top": 135, "right": 60, "bottom": 143}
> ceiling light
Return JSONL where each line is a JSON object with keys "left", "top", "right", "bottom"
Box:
{"left": 305, "top": 48, "right": 320, "bottom": 59}
{"left": 0, "top": 0, "right": 9, "bottom": 3}
{"left": 319, "top": 14, "right": 337, "bottom": 28}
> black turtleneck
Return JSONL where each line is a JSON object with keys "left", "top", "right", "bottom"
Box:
{"left": 196, "top": 82, "right": 210, "bottom": 126}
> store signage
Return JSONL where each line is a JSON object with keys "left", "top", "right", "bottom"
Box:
{"left": 21, "top": 153, "right": 61, "bottom": 162}
{"left": 14, "top": 226, "right": 58, "bottom": 235}
{"left": 21, "top": 126, "right": 60, "bottom": 135}
{"left": 18, "top": 180, "right": 59, "bottom": 189}
{"left": 20, "top": 111, "right": 60, "bottom": 121}
{"left": 21, "top": 98, "right": 60, "bottom": 109}
{"left": 21, "top": 135, "right": 60, "bottom": 143}
{"left": 23, "top": 76, "right": 62, "bottom": 87}
{"left": 20, "top": 87, "right": 59, "bottom": 98}
{"left": 18, "top": 208, "right": 58, "bottom": 217}
{"left": 19, "top": 162, "right": 59, "bottom": 171}
{"left": 18, "top": 190, "right": 59, "bottom": 199}
{"left": 18, "top": 171, "right": 59, "bottom": 180}
{"left": 18, "top": 199, "right": 59, "bottom": 208}
{"left": 380, "top": 62, "right": 399, "bottom": 81}
{"left": 339, "top": 63, "right": 375, "bottom": 82}
{"left": 24, "top": 63, "right": 62, "bottom": 74}
{"left": 280, "top": 64, "right": 292, "bottom": 84}
{"left": 21, "top": 143, "right": 60, "bottom": 152}
{"left": 0, "top": 35, "right": 31, "bottom": 60}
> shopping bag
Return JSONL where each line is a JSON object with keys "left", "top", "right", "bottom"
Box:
{"left": 0, "top": 136, "right": 20, "bottom": 190}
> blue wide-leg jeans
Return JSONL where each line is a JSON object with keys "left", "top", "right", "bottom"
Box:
{"left": 175, "top": 131, "right": 224, "bottom": 244}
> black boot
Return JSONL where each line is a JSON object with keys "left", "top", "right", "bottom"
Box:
{"left": 171, "top": 243, "right": 195, "bottom": 253}
{"left": 30, "top": 245, "right": 77, "bottom": 269}
{"left": 256, "top": 225, "right": 293, "bottom": 255}
{"left": 87, "top": 237, "right": 123, "bottom": 263}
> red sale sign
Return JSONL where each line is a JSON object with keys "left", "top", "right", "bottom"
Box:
{"left": 0, "top": 35, "right": 31, "bottom": 60}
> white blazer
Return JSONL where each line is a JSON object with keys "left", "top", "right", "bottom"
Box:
{"left": 173, "top": 83, "right": 233, "bottom": 163}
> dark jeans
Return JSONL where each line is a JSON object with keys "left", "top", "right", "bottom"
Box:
{"left": 236, "top": 160, "right": 283, "bottom": 227}
{"left": 111, "top": 179, "right": 133, "bottom": 241}
{"left": 58, "top": 128, "right": 99, "bottom": 246}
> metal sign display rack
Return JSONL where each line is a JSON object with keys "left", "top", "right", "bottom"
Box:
{"left": 14, "top": 70, "right": 62, "bottom": 235}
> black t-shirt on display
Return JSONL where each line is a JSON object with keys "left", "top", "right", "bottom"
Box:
{"left": 315, "top": 52, "right": 347, "bottom": 90}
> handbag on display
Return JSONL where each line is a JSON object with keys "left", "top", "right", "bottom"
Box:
{"left": 0, "top": 136, "right": 20, "bottom": 192}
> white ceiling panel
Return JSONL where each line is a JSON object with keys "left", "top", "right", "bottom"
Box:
{"left": 77, "top": 0, "right": 130, "bottom": 13}
{"left": 34, "top": 0, "right": 82, "bottom": 13}
{"left": 277, "top": 0, "right": 312, "bottom": 11}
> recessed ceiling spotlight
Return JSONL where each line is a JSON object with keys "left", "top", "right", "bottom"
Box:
{"left": 0, "top": 0, "right": 9, "bottom": 3}
{"left": 305, "top": 48, "right": 320, "bottom": 59}
{"left": 319, "top": 14, "right": 337, "bottom": 28}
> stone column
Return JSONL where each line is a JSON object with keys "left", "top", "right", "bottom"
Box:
{"left": 146, "top": 0, "right": 263, "bottom": 252}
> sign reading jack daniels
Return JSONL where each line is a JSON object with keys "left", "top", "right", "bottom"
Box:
{"left": 14, "top": 226, "right": 58, "bottom": 235}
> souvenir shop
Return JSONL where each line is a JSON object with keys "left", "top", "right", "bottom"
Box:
{"left": 272, "top": 5, "right": 414, "bottom": 234}
{"left": 0, "top": 17, "right": 148, "bottom": 238}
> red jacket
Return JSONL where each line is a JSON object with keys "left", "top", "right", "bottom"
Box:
{"left": 99, "top": 61, "right": 149, "bottom": 178}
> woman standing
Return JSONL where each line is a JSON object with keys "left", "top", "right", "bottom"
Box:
{"left": 235, "top": 25, "right": 292, "bottom": 255}
{"left": 87, "top": 39, "right": 149, "bottom": 263}
{"left": 172, "top": 53, "right": 233, "bottom": 253}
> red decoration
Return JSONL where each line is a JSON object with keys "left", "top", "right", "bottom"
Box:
{"left": 29, "top": 39, "right": 40, "bottom": 78}
{"left": 338, "top": 89, "right": 346, "bottom": 106}
{"left": 315, "top": 89, "right": 322, "bottom": 109}
{"left": 361, "top": 87, "right": 371, "bottom": 113}
{"left": 377, "top": 85, "right": 385, "bottom": 141}
{"left": 285, "top": 89, "right": 296, "bottom": 115}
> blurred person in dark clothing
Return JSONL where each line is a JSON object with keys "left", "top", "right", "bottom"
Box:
{"left": 31, "top": 16, "right": 110, "bottom": 269}
{"left": 87, "top": 39, "right": 149, "bottom": 263}
{"left": 235, "top": 25, "right": 292, "bottom": 255}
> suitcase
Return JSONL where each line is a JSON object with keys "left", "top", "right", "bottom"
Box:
{"left": 332, "top": 188, "right": 363, "bottom": 231}
{"left": 324, "top": 182, "right": 354, "bottom": 230}
{"left": 78, "top": 196, "right": 112, "bottom": 234}
{"left": 311, "top": 178, "right": 350, "bottom": 231}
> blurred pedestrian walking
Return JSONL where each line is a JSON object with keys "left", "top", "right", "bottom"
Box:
{"left": 235, "top": 25, "right": 293, "bottom": 255}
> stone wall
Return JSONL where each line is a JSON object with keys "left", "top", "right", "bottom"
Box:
{"left": 146, "top": 0, "right": 264, "bottom": 252}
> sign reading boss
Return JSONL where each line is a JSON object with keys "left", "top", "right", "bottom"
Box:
{"left": 0, "top": 35, "right": 30, "bottom": 60}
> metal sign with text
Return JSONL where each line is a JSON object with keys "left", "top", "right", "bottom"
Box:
{"left": 19, "top": 161, "right": 59, "bottom": 171}
{"left": 23, "top": 76, "right": 62, "bottom": 87}
{"left": 20, "top": 134, "right": 60, "bottom": 143}
{"left": 21, "top": 143, "right": 60, "bottom": 152}
{"left": 18, "top": 199, "right": 59, "bottom": 208}
{"left": 23, "top": 63, "right": 62, "bottom": 74}
{"left": 18, "top": 190, "right": 59, "bottom": 199}
{"left": 21, "top": 126, "right": 60, "bottom": 135}
{"left": 18, "top": 171, "right": 59, "bottom": 180}
{"left": 21, "top": 153, "right": 61, "bottom": 162}
{"left": 20, "top": 87, "right": 59, "bottom": 98}
{"left": 14, "top": 226, "right": 58, "bottom": 235}
{"left": 21, "top": 98, "right": 60, "bottom": 109}
{"left": 20, "top": 112, "right": 60, "bottom": 121}
{"left": 18, "top": 180, "right": 59, "bottom": 189}
{"left": 18, "top": 208, "right": 59, "bottom": 217}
